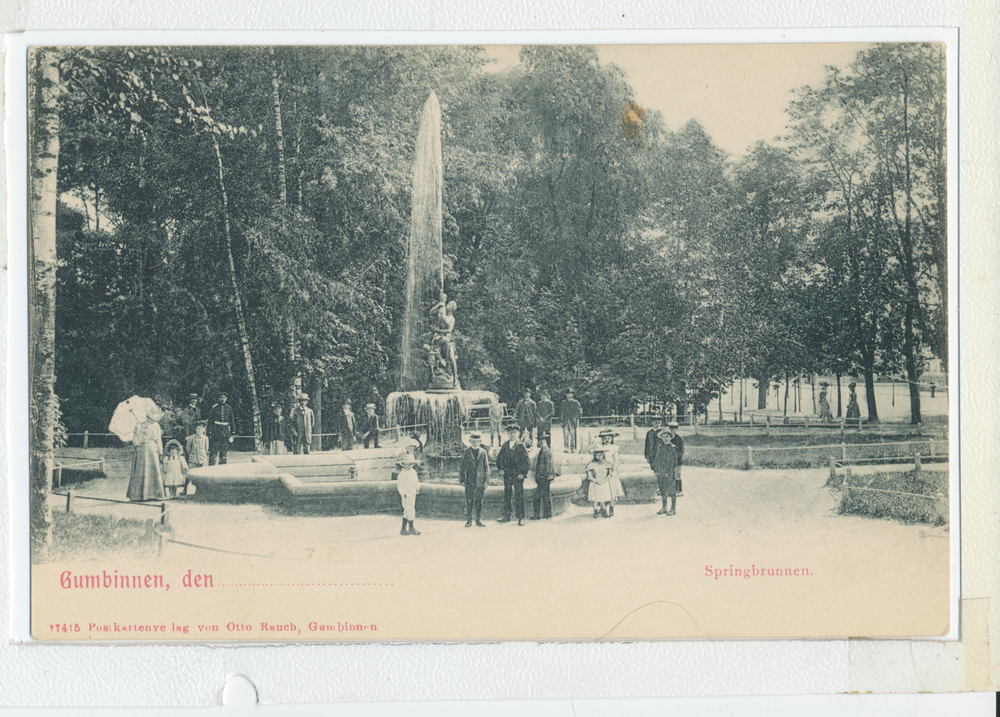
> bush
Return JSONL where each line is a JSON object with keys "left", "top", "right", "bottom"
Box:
{"left": 839, "top": 469, "right": 948, "bottom": 525}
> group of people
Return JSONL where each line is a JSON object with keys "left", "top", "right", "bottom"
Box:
{"left": 263, "top": 396, "right": 383, "bottom": 455}
{"left": 643, "top": 416, "right": 684, "bottom": 516}
{"left": 505, "top": 387, "right": 583, "bottom": 452}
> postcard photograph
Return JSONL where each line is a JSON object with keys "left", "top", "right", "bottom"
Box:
{"left": 22, "top": 41, "right": 952, "bottom": 641}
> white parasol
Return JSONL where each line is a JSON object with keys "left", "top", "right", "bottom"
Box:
{"left": 108, "top": 396, "right": 160, "bottom": 443}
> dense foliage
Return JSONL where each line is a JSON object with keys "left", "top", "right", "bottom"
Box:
{"left": 46, "top": 44, "right": 946, "bottom": 433}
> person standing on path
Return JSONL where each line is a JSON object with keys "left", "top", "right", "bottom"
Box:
{"left": 335, "top": 399, "right": 358, "bottom": 450}
{"left": 359, "top": 403, "right": 381, "bottom": 449}
{"left": 289, "top": 394, "right": 315, "bottom": 454}
{"left": 178, "top": 393, "right": 201, "bottom": 444}
{"left": 536, "top": 391, "right": 554, "bottom": 447}
{"left": 585, "top": 446, "right": 614, "bottom": 519}
{"left": 652, "top": 427, "right": 678, "bottom": 516}
{"left": 488, "top": 401, "right": 505, "bottom": 447}
{"left": 515, "top": 389, "right": 538, "bottom": 442}
{"left": 531, "top": 436, "right": 554, "bottom": 520}
{"left": 496, "top": 425, "right": 530, "bottom": 526}
{"left": 666, "top": 420, "right": 685, "bottom": 497}
{"left": 264, "top": 403, "right": 289, "bottom": 455}
{"left": 560, "top": 388, "right": 583, "bottom": 453}
{"left": 395, "top": 454, "right": 422, "bottom": 536}
{"left": 459, "top": 431, "right": 490, "bottom": 527}
{"left": 644, "top": 415, "right": 664, "bottom": 469}
{"left": 208, "top": 392, "right": 235, "bottom": 466}
{"left": 126, "top": 406, "right": 165, "bottom": 501}
{"left": 184, "top": 421, "right": 209, "bottom": 495}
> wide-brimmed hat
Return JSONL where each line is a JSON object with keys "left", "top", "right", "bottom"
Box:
{"left": 165, "top": 439, "right": 183, "bottom": 453}
{"left": 395, "top": 454, "right": 421, "bottom": 467}
{"left": 365, "top": 403, "right": 375, "bottom": 409}
{"left": 299, "top": 393, "right": 310, "bottom": 401}
{"left": 667, "top": 421, "right": 680, "bottom": 428}
{"left": 597, "top": 429, "right": 619, "bottom": 439}
{"left": 196, "top": 420, "right": 208, "bottom": 427}
{"left": 187, "top": 393, "right": 199, "bottom": 400}
{"left": 592, "top": 446, "right": 609, "bottom": 456}
{"left": 505, "top": 424, "right": 520, "bottom": 434}
{"left": 468, "top": 432, "right": 483, "bottom": 440}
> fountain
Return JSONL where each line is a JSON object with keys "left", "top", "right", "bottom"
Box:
{"left": 186, "top": 92, "right": 583, "bottom": 517}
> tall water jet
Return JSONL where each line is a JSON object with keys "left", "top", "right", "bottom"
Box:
{"left": 388, "top": 91, "right": 498, "bottom": 478}
{"left": 400, "top": 91, "right": 444, "bottom": 392}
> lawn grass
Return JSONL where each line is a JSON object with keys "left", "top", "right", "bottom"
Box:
{"left": 39, "top": 511, "right": 154, "bottom": 563}
{"left": 838, "top": 469, "right": 948, "bottom": 525}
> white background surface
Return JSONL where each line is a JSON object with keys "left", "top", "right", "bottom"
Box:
{"left": 1, "top": 0, "right": 997, "bottom": 711}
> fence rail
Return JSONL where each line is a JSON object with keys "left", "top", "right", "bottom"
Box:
{"left": 53, "top": 490, "right": 169, "bottom": 554}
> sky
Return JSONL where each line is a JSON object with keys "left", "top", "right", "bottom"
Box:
{"left": 484, "top": 43, "right": 870, "bottom": 157}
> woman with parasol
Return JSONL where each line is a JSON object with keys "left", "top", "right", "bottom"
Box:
{"left": 124, "top": 404, "right": 166, "bottom": 501}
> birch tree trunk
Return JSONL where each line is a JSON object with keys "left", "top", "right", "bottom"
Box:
{"left": 210, "top": 134, "right": 263, "bottom": 451}
{"left": 28, "top": 48, "right": 60, "bottom": 554}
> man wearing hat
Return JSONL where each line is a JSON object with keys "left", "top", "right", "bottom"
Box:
{"left": 395, "top": 454, "right": 421, "bottom": 536}
{"left": 560, "top": 389, "right": 583, "bottom": 453}
{"left": 652, "top": 426, "right": 679, "bottom": 515}
{"left": 459, "top": 431, "right": 490, "bottom": 527}
{"left": 496, "top": 424, "right": 530, "bottom": 525}
{"left": 531, "top": 436, "right": 554, "bottom": 520}
{"left": 536, "top": 390, "right": 554, "bottom": 447}
{"left": 515, "top": 389, "right": 538, "bottom": 442}
{"left": 335, "top": 398, "right": 357, "bottom": 450}
{"left": 644, "top": 415, "right": 664, "bottom": 469}
{"left": 359, "top": 403, "right": 381, "bottom": 449}
{"left": 666, "top": 420, "right": 685, "bottom": 497}
{"left": 208, "top": 392, "right": 235, "bottom": 465}
{"left": 178, "top": 394, "right": 201, "bottom": 443}
{"left": 289, "top": 393, "right": 315, "bottom": 454}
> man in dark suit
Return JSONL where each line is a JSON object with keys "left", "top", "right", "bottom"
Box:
{"left": 644, "top": 415, "right": 664, "bottom": 469}
{"left": 514, "top": 389, "right": 538, "bottom": 442}
{"left": 459, "top": 431, "right": 490, "bottom": 527}
{"left": 531, "top": 436, "right": 554, "bottom": 520}
{"left": 536, "top": 390, "right": 554, "bottom": 447}
{"left": 334, "top": 399, "right": 357, "bottom": 450}
{"left": 496, "top": 425, "right": 530, "bottom": 525}
{"left": 208, "top": 392, "right": 235, "bottom": 465}
{"left": 178, "top": 394, "right": 201, "bottom": 443}
{"left": 667, "top": 420, "right": 685, "bottom": 496}
{"left": 359, "top": 403, "right": 381, "bottom": 448}
{"left": 560, "top": 388, "right": 583, "bottom": 453}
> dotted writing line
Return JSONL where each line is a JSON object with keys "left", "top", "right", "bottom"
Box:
{"left": 214, "top": 583, "right": 395, "bottom": 587}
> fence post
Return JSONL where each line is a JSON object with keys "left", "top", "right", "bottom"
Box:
{"left": 160, "top": 503, "right": 169, "bottom": 529}
{"left": 929, "top": 440, "right": 936, "bottom": 457}
{"left": 734, "top": 412, "right": 738, "bottom": 424}
{"left": 99, "top": 458, "right": 106, "bottom": 476}
{"left": 145, "top": 518, "right": 155, "bottom": 550}
{"left": 857, "top": 417, "right": 863, "bottom": 432}
{"left": 66, "top": 490, "right": 74, "bottom": 514}
{"left": 915, "top": 452, "right": 922, "bottom": 472}
{"left": 83, "top": 430, "right": 89, "bottom": 449}
{"left": 765, "top": 415, "right": 771, "bottom": 437}
{"left": 747, "top": 446, "right": 754, "bottom": 469}
{"left": 692, "top": 417, "right": 698, "bottom": 436}
{"left": 840, "top": 419, "right": 845, "bottom": 437}
{"left": 828, "top": 457, "right": 836, "bottom": 482}
{"left": 54, "top": 465, "right": 62, "bottom": 488}
{"left": 917, "top": 422, "right": 923, "bottom": 437}
{"left": 631, "top": 414, "right": 637, "bottom": 441}
{"left": 750, "top": 414, "right": 754, "bottom": 428}
{"left": 841, "top": 442, "right": 847, "bottom": 461}
{"left": 804, "top": 416, "right": 809, "bottom": 430}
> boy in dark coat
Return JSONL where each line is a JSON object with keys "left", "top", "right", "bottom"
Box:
{"left": 531, "top": 437, "right": 554, "bottom": 520}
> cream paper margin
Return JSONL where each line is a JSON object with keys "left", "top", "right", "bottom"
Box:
{"left": 0, "top": 8, "right": 995, "bottom": 714}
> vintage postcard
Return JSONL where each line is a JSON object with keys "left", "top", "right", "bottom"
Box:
{"left": 18, "top": 40, "right": 956, "bottom": 642}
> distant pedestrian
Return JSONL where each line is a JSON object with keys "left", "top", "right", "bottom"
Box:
{"left": 846, "top": 382, "right": 861, "bottom": 421}
{"left": 531, "top": 436, "right": 554, "bottom": 520}
{"left": 184, "top": 421, "right": 209, "bottom": 495}
{"left": 264, "top": 403, "right": 289, "bottom": 455}
{"left": 395, "top": 454, "right": 421, "bottom": 536}
{"left": 666, "top": 420, "right": 685, "bottom": 496}
{"left": 586, "top": 446, "right": 614, "bottom": 519}
{"left": 126, "top": 406, "right": 165, "bottom": 502}
{"left": 178, "top": 394, "right": 201, "bottom": 441}
{"left": 652, "top": 427, "right": 678, "bottom": 516}
{"left": 162, "top": 439, "right": 188, "bottom": 498}
{"left": 515, "top": 389, "right": 539, "bottom": 441}
{"left": 930, "top": 381, "right": 937, "bottom": 398}
{"left": 289, "top": 393, "right": 315, "bottom": 454}
{"left": 560, "top": 388, "right": 583, "bottom": 453}
{"left": 359, "top": 403, "right": 381, "bottom": 448}
{"left": 644, "top": 415, "right": 664, "bottom": 468}
{"left": 335, "top": 399, "right": 357, "bottom": 450}
{"left": 536, "top": 390, "right": 554, "bottom": 446}
{"left": 460, "top": 431, "right": 490, "bottom": 527}
{"left": 208, "top": 392, "right": 235, "bottom": 466}
{"left": 818, "top": 389, "right": 833, "bottom": 422}
{"left": 488, "top": 401, "right": 505, "bottom": 447}
{"left": 496, "top": 425, "right": 530, "bottom": 525}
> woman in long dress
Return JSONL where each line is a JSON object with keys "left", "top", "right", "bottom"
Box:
{"left": 127, "top": 408, "right": 166, "bottom": 501}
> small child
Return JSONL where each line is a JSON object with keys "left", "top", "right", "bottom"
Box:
{"left": 184, "top": 421, "right": 209, "bottom": 496}
{"left": 395, "top": 454, "right": 421, "bottom": 536}
{"left": 162, "top": 440, "right": 188, "bottom": 498}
